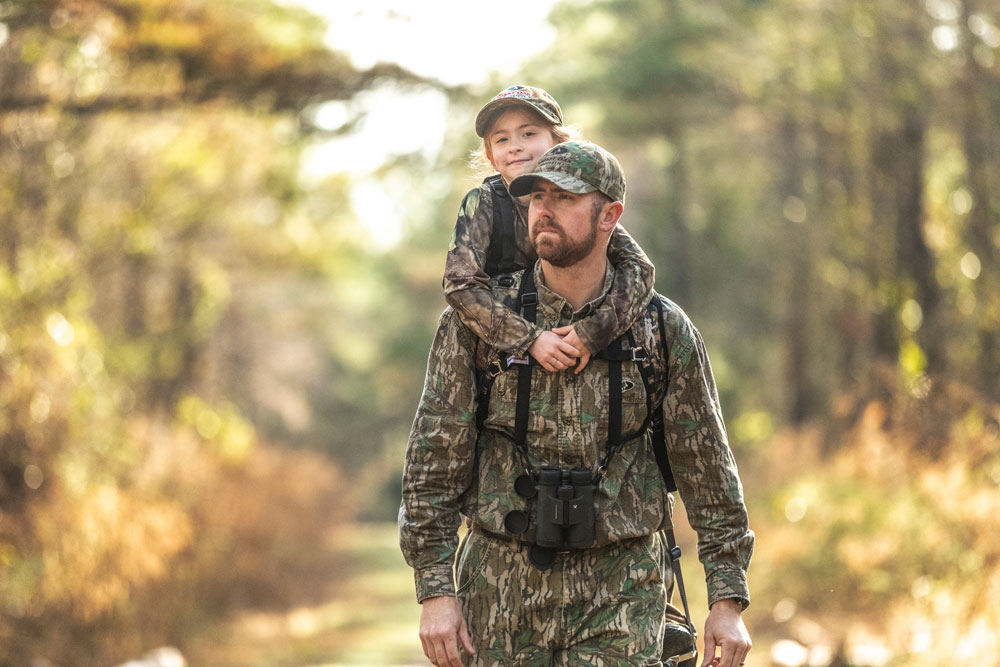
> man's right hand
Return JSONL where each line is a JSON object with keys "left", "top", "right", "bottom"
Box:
{"left": 419, "top": 595, "right": 476, "bottom": 667}
{"left": 528, "top": 330, "right": 581, "bottom": 372}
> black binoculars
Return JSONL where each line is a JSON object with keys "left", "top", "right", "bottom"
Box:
{"left": 534, "top": 466, "right": 596, "bottom": 549}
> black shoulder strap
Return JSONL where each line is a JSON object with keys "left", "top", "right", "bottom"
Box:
{"left": 513, "top": 269, "right": 538, "bottom": 448}
{"left": 475, "top": 269, "right": 537, "bottom": 437}
{"left": 483, "top": 174, "right": 519, "bottom": 277}
{"left": 651, "top": 297, "right": 678, "bottom": 493}
{"left": 650, "top": 296, "right": 696, "bottom": 638}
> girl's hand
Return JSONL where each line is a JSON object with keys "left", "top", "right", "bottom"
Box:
{"left": 551, "top": 325, "right": 592, "bottom": 373}
{"left": 528, "top": 331, "right": 581, "bottom": 372}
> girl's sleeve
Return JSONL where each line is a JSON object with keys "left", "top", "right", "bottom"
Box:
{"left": 574, "top": 223, "right": 656, "bottom": 354}
{"left": 443, "top": 185, "right": 540, "bottom": 355}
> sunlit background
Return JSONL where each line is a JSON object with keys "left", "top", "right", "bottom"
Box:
{"left": 1, "top": 0, "right": 999, "bottom": 665}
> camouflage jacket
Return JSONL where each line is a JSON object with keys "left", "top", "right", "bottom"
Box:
{"left": 442, "top": 181, "right": 655, "bottom": 355}
{"left": 400, "top": 262, "right": 754, "bottom": 608}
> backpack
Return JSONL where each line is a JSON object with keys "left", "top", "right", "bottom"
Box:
{"left": 482, "top": 174, "right": 523, "bottom": 277}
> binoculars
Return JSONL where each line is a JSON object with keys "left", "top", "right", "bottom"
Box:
{"left": 534, "top": 466, "right": 596, "bottom": 549}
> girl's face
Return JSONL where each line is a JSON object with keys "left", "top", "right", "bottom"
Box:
{"left": 486, "top": 108, "right": 558, "bottom": 186}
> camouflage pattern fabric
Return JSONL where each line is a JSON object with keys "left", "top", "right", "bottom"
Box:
{"left": 509, "top": 141, "right": 627, "bottom": 203}
{"left": 475, "top": 84, "right": 564, "bottom": 138}
{"left": 455, "top": 529, "right": 667, "bottom": 666}
{"left": 400, "top": 262, "right": 753, "bottom": 619}
{"left": 442, "top": 181, "right": 655, "bottom": 356}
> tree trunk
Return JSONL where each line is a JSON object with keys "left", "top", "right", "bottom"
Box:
{"left": 778, "top": 112, "right": 816, "bottom": 424}
{"left": 893, "top": 104, "right": 944, "bottom": 375}
{"left": 959, "top": 0, "right": 1000, "bottom": 399}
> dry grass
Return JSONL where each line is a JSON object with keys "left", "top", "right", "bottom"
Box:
{"left": 742, "top": 396, "right": 1000, "bottom": 666}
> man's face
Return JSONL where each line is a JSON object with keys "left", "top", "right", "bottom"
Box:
{"left": 528, "top": 180, "right": 603, "bottom": 268}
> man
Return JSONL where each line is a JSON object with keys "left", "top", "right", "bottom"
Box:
{"left": 399, "top": 141, "right": 754, "bottom": 667}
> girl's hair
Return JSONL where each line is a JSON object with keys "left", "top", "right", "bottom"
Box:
{"left": 468, "top": 118, "right": 580, "bottom": 177}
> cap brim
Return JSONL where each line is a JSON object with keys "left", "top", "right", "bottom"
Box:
{"left": 508, "top": 172, "right": 599, "bottom": 197}
{"left": 475, "top": 99, "right": 560, "bottom": 137}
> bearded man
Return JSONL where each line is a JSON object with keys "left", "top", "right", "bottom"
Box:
{"left": 400, "top": 141, "right": 754, "bottom": 667}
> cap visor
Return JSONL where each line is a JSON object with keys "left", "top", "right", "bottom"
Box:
{"left": 475, "top": 99, "right": 560, "bottom": 137}
{"left": 508, "top": 171, "right": 598, "bottom": 197}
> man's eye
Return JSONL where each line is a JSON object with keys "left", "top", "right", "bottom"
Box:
{"left": 524, "top": 131, "right": 536, "bottom": 137}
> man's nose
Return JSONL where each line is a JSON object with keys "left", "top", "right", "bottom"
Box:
{"left": 531, "top": 193, "right": 552, "bottom": 217}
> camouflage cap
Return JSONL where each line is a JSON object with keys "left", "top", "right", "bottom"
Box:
{"left": 475, "top": 85, "right": 564, "bottom": 138}
{"left": 508, "top": 141, "right": 626, "bottom": 203}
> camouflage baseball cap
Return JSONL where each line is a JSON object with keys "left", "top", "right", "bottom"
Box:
{"left": 475, "top": 85, "right": 563, "bottom": 138}
{"left": 508, "top": 141, "right": 626, "bottom": 203}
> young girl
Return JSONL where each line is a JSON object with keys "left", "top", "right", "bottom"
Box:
{"left": 443, "top": 85, "right": 655, "bottom": 372}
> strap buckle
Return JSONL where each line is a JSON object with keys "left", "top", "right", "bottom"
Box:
{"left": 629, "top": 346, "right": 648, "bottom": 362}
{"left": 520, "top": 291, "right": 538, "bottom": 308}
{"left": 486, "top": 358, "right": 506, "bottom": 379}
{"left": 506, "top": 355, "right": 531, "bottom": 367}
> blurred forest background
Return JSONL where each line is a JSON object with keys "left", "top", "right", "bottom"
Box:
{"left": 1, "top": 0, "right": 998, "bottom": 665}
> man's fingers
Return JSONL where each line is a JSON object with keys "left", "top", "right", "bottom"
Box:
{"left": 551, "top": 325, "right": 573, "bottom": 335}
{"left": 700, "top": 636, "right": 717, "bottom": 667}
{"left": 442, "top": 635, "right": 463, "bottom": 667}
{"left": 422, "top": 638, "right": 438, "bottom": 666}
{"left": 574, "top": 352, "right": 591, "bottom": 373}
{"left": 458, "top": 619, "right": 477, "bottom": 655}
{"left": 717, "top": 638, "right": 751, "bottom": 667}
{"left": 419, "top": 636, "right": 432, "bottom": 664}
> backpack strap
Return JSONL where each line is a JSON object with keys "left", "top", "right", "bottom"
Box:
{"left": 475, "top": 270, "right": 536, "bottom": 433}
{"left": 651, "top": 297, "right": 678, "bottom": 492}
{"left": 649, "top": 295, "right": 696, "bottom": 639}
{"left": 483, "top": 174, "right": 519, "bottom": 277}
{"left": 513, "top": 269, "right": 538, "bottom": 449}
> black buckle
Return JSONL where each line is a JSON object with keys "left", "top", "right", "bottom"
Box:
{"left": 630, "top": 347, "right": 648, "bottom": 361}
{"left": 521, "top": 291, "right": 538, "bottom": 307}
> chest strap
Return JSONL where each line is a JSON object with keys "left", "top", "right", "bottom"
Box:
{"left": 481, "top": 269, "right": 649, "bottom": 476}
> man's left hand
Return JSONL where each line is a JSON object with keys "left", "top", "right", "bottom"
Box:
{"left": 701, "top": 598, "right": 751, "bottom": 667}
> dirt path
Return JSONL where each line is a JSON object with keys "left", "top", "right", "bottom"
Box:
{"left": 183, "top": 522, "right": 426, "bottom": 666}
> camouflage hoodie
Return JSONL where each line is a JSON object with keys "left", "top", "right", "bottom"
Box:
{"left": 400, "top": 262, "right": 754, "bottom": 609}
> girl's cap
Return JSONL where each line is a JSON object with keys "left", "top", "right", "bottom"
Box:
{"left": 475, "top": 85, "right": 564, "bottom": 138}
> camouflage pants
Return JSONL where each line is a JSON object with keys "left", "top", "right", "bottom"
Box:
{"left": 455, "top": 529, "right": 668, "bottom": 666}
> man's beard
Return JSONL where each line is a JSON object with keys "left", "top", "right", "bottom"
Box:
{"left": 531, "top": 214, "right": 600, "bottom": 268}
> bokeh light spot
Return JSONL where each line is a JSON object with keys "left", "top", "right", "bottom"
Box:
{"left": 46, "top": 312, "right": 75, "bottom": 346}
{"left": 24, "top": 464, "right": 44, "bottom": 490}
{"left": 960, "top": 251, "right": 981, "bottom": 280}
{"left": 785, "top": 496, "right": 807, "bottom": 522}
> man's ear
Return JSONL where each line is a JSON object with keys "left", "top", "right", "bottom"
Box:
{"left": 599, "top": 201, "right": 624, "bottom": 232}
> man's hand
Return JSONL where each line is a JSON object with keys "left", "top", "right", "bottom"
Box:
{"left": 419, "top": 595, "right": 476, "bottom": 667}
{"left": 701, "top": 598, "right": 751, "bottom": 667}
{"left": 528, "top": 330, "right": 581, "bottom": 372}
{"left": 551, "top": 325, "right": 592, "bottom": 373}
